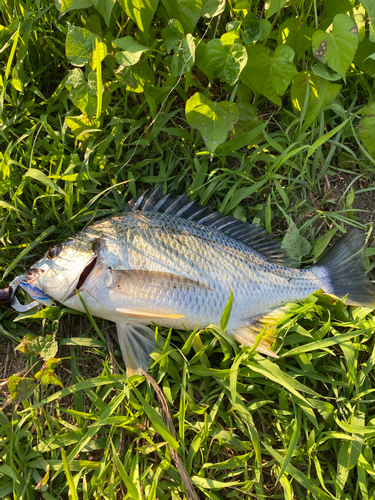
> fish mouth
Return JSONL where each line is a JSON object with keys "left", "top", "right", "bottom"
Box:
{"left": 76, "top": 257, "right": 98, "bottom": 291}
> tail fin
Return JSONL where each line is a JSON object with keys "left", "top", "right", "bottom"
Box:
{"left": 314, "top": 228, "right": 375, "bottom": 306}
{"left": 116, "top": 323, "right": 157, "bottom": 376}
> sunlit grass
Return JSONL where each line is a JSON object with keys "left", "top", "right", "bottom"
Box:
{"left": 1, "top": 0, "right": 375, "bottom": 499}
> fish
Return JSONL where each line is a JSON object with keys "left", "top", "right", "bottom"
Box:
{"left": 19, "top": 187, "right": 375, "bottom": 376}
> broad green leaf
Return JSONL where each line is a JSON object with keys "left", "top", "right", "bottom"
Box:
{"left": 15, "top": 333, "right": 35, "bottom": 355}
{"left": 15, "top": 334, "right": 58, "bottom": 361}
{"left": 321, "top": 0, "right": 356, "bottom": 30}
{"left": 265, "top": 0, "right": 287, "bottom": 19}
{"left": 241, "top": 44, "right": 297, "bottom": 106}
{"left": 24, "top": 168, "right": 65, "bottom": 195}
{"left": 8, "top": 375, "right": 37, "bottom": 403}
{"left": 242, "top": 13, "right": 262, "bottom": 44}
{"left": 13, "top": 306, "right": 60, "bottom": 322}
{"left": 65, "top": 23, "right": 101, "bottom": 67}
{"left": 198, "top": 37, "right": 247, "bottom": 85}
{"left": 291, "top": 71, "right": 342, "bottom": 116}
{"left": 65, "top": 69, "right": 98, "bottom": 118}
{"left": 119, "top": 0, "right": 159, "bottom": 33}
{"left": 312, "top": 13, "right": 359, "bottom": 80}
{"left": 114, "top": 36, "right": 151, "bottom": 67}
{"left": 230, "top": 102, "right": 263, "bottom": 142}
{"left": 91, "top": 0, "right": 115, "bottom": 25}
{"left": 353, "top": 36, "right": 375, "bottom": 77}
{"left": 201, "top": 0, "right": 225, "bottom": 18}
{"left": 35, "top": 358, "right": 64, "bottom": 388}
{"left": 117, "top": 59, "right": 155, "bottom": 93}
{"left": 312, "top": 228, "right": 337, "bottom": 261}
{"left": 361, "top": 0, "right": 375, "bottom": 42}
{"left": 58, "top": 0, "right": 93, "bottom": 14}
{"left": 259, "top": 19, "right": 272, "bottom": 41}
{"left": 277, "top": 18, "right": 314, "bottom": 53}
{"left": 311, "top": 63, "right": 342, "bottom": 81}
{"left": 358, "top": 102, "right": 375, "bottom": 156}
{"left": 186, "top": 93, "right": 239, "bottom": 154}
{"left": 281, "top": 220, "right": 311, "bottom": 267}
{"left": 169, "top": 0, "right": 203, "bottom": 34}
{"left": 170, "top": 34, "right": 195, "bottom": 76}
{"left": 161, "top": 19, "right": 184, "bottom": 53}
{"left": 65, "top": 115, "right": 97, "bottom": 139}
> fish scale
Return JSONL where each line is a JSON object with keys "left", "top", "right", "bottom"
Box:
{"left": 16, "top": 189, "right": 375, "bottom": 375}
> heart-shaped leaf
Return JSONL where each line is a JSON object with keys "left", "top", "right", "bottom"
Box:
{"left": 361, "top": 0, "right": 375, "bottom": 42}
{"left": 277, "top": 18, "right": 314, "bottom": 53}
{"left": 170, "top": 34, "right": 195, "bottom": 76}
{"left": 65, "top": 69, "right": 98, "bottom": 117}
{"left": 114, "top": 36, "right": 151, "bottom": 67}
{"left": 197, "top": 37, "right": 248, "bottom": 86}
{"left": 169, "top": 0, "right": 203, "bottom": 34}
{"left": 240, "top": 44, "right": 297, "bottom": 106}
{"left": 202, "top": 0, "right": 225, "bottom": 18}
{"left": 8, "top": 376, "right": 37, "bottom": 403}
{"left": 312, "top": 13, "right": 359, "bottom": 80}
{"left": 358, "top": 103, "right": 375, "bottom": 156}
{"left": 120, "top": 0, "right": 159, "bottom": 32}
{"left": 291, "top": 71, "right": 342, "bottom": 116}
{"left": 35, "top": 358, "right": 64, "bottom": 388}
{"left": 281, "top": 220, "right": 311, "bottom": 268}
{"left": 265, "top": 0, "right": 287, "bottom": 19}
{"left": 65, "top": 23, "right": 101, "bottom": 67}
{"left": 186, "top": 93, "right": 239, "bottom": 154}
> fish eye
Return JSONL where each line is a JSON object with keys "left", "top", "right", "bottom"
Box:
{"left": 46, "top": 245, "right": 62, "bottom": 259}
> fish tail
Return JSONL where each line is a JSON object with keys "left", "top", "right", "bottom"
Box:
{"left": 116, "top": 323, "right": 157, "bottom": 376}
{"left": 312, "top": 228, "right": 375, "bottom": 306}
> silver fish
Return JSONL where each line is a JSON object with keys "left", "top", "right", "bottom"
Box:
{"left": 21, "top": 188, "right": 375, "bottom": 375}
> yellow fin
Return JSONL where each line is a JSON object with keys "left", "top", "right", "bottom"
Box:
{"left": 230, "top": 306, "right": 290, "bottom": 357}
{"left": 116, "top": 308, "right": 184, "bottom": 319}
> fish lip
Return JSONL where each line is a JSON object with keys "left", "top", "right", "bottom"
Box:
{"left": 25, "top": 268, "right": 44, "bottom": 282}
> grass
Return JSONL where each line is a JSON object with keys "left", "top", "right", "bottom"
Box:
{"left": 1, "top": 0, "right": 375, "bottom": 499}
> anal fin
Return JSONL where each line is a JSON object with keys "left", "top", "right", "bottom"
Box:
{"left": 116, "top": 323, "right": 157, "bottom": 376}
{"left": 230, "top": 306, "right": 290, "bottom": 358}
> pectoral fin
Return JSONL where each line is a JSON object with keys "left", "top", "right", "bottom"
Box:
{"left": 230, "top": 306, "right": 290, "bottom": 358}
{"left": 116, "top": 323, "right": 157, "bottom": 376}
{"left": 108, "top": 269, "right": 212, "bottom": 295}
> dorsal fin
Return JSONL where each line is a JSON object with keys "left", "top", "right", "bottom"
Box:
{"left": 128, "top": 187, "right": 290, "bottom": 266}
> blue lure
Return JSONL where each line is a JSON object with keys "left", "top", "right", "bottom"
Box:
{"left": 8, "top": 276, "right": 55, "bottom": 312}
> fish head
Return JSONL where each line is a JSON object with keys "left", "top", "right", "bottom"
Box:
{"left": 25, "top": 237, "right": 98, "bottom": 303}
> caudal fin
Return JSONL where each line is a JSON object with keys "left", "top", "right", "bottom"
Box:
{"left": 116, "top": 323, "right": 157, "bottom": 376}
{"left": 314, "top": 228, "right": 375, "bottom": 306}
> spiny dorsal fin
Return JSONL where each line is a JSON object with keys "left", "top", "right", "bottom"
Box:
{"left": 128, "top": 187, "right": 290, "bottom": 266}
